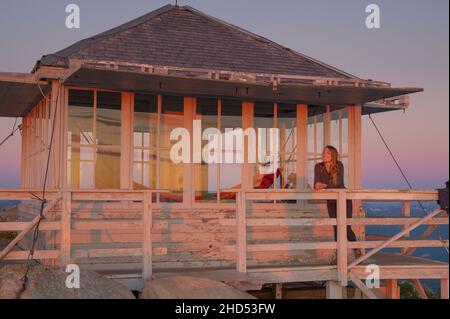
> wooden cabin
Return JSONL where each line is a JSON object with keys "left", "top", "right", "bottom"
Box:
{"left": 0, "top": 5, "right": 448, "bottom": 299}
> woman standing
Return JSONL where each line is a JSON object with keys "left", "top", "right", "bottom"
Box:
{"left": 314, "top": 145, "right": 361, "bottom": 261}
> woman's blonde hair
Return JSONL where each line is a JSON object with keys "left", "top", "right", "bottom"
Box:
{"left": 324, "top": 145, "right": 339, "bottom": 185}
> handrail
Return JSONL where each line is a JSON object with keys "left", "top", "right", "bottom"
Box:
{"left": 226, "top": 188, "right": 446, "bottom": 287}
{"left": 0, "top": 189, "right": 168, "bottom": 284}
{"left": 1, "top": 188, "right": 447, "bottom": 287}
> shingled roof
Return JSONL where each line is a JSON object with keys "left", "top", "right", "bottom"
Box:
{"left": 36, "top": 4, "right": 357, "bottom": 80}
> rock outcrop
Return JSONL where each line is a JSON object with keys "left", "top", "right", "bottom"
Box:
{"left": 0, "top": 264, "right": 135, "bottom": 299}
{"left": 141, "top": 276, "right": 256, "bottom": 299}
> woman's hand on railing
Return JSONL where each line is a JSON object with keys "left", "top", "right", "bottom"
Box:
{"left": 315, "top": 182, "right": 328, "bottom": 191}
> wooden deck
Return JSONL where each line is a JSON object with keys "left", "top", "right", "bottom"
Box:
{"left": 0, "top": 188, "right": 448, "bottom": 298}
{"left": 97, "top": 253, "right": 447, "bottom": 292}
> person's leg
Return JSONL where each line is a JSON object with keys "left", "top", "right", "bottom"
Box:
{"left": 327, "top": 201, "right": 338, "bottom": 241}
{"left": 346, "top": 200, "right": 363, "bottom": 258}
{"left": 346, "top": 200, "right": 357, "bottom": 242}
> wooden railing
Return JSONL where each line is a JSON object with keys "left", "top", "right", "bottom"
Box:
{"left": 0, "top": 188, "right": 448, "bottom": 288}
{"left": 221, "top": 188, "right": 448, "bottom": 286}
{"left": 0, "top": 189, "right": 167, "bottom": 282}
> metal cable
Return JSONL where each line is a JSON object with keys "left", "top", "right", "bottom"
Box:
{"left": 16, "top": 81, "right": 62, "bottom": 298}
{"left": 368, "top": 113, "right": 448, "bottom": 254}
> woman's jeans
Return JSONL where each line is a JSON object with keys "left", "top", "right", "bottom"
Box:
{"left": 326, "top": 199, "right": 357, "bottom": 242}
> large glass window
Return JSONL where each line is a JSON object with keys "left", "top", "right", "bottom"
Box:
{"left": 67, "top": 89, "right": 122, "bottom": 189}
{"left": 194, "top": 98, "right": 243, "bottom": 203}
{"left": 159, "top": 96, "right": 184, "bottom": 202}
{"left": 330, "top": 107, "right": 349, "bottom": 186}
{"left": 307, "top": 106, "right": 349, "bottom": 188}
{"left": 253, "top": 102, "right": 297, "bottom": 190}
{"left": 277, "top": 104, "right": 298, "bottom": 189}
{"left": 133, "top": 94, "right": 158, "bottom": 189}
{"left": 219, "top": 99, "right": 242, "bottom": 202}
{"left": 132, "top": 94, "right": 184, "bottom": 202}
{"left": 194, "top": 98, "right": 219, "bottom": 202}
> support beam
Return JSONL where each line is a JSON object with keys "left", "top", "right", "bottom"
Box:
{"left": 142, "top": 191, "right": 153, "bottom": 282}
{"left": 272, "top": 283, "right": 283, "bottom": 299}
{"left": 402, "top": 201, "right": 411, "bottom": 254}
{"left": 326, "top": 281, "right": 343, "bottom": 299}
{"left": 296, "top": 104, "right": 308, "bottom": 193}
{"left": 441, "top": 278, "right": 449, "bottom": 300}
{"left": 0, "top": 197, "right": 61, "bottom": 260}
{"left": 412, "top": 279, "right": 428, "bottom": 299}
{"left": 337, "top": 190, "right": 348, "bottom": 285}
{"left": 349, "top": 274, "right": 380, "bottom": 299}
{"left": 348, "top": 208, "right": 444, "bottom": 269}
{"left": 236, "top": 191, "right": 247, "bottom": 273}
{"left": 60, "top": 191, "right": 72, "bottom": 266}
{"left": 386, "top": 279, "right": 400, "bottom": 299}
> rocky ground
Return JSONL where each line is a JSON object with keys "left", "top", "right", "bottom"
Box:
{"left": 0, "top": 264, "right": 135, "bottom": 299}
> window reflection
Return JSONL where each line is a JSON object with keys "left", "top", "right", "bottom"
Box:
{"left": 195, "top": 98, "right": 219, "bottom": 202}
{"left": 133, "top": 94, "right": 157, "bottom": 189}
{"left": 67, "top": 89, "right": 122, "bottom": 189}
{"left": 160, "top": 96, "right": 184, "bottom": 202}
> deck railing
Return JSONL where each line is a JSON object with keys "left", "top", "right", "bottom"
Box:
{"left": 0, "top": 189, "right": 167, "bottom": 282}
{"left": 221, "top": 188, "right": 448, "bottom": 286}
{"left": 0, "top": 188, "right": 448, "bottom": 289}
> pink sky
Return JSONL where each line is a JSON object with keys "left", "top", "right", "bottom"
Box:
{"left": 0, "top": 0, "right": 448, "bottom": 189}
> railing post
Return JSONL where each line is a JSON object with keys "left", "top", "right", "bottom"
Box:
{"left": 337, "top": 190, "right": 348, "bottom": 286}
{"left": 441, "top": 278, "right": 449, "bottom": 299}
{"left": 236, "top": 191, "right": 247, "bottom": 273}
{"left": 401, "top": 201, "right": 410, "bottom": 254}
{"left": 142, "top": 191, "right": 153, "bottom": 282}
{"left": 60, "top": 191, "right": 71, "bottom": 266}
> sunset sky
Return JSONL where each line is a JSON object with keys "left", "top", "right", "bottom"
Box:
{"left": 0, "top": 0, "right": 448, "bottom": 189}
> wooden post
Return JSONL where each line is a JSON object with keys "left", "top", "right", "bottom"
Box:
{"left": 120, "top": 92, "right": 133, "bottom": 190}
{"left": 0, "top": 197, "right": 61, "bottom": 260}
{"left": 60, "top": 191, "right": 72, "bottom": 266}
{"left": 337, "top": 190, "right": 348, "bottom": 285}
{"left": 236, "top": 191, "right": 247, "bottom": 273}
{"left": 349, "top": 208, "right": 443, "bottom": 269}
{"left": 142, "top": 191, "right": 153, "bottom": 282}
{"left": 326, "top": 281, "right": 343, "bottom": 299}
{"left": 296, "top": 104, "right": 308, "bottom": 203}
{"left": 386, "top": 279, "right": 400, "bottom": 299}
{"left": 272, "top": 283, "right": 283, "bottom": 299}
{"left": 401, "top": 201, "right": 410, "bottom": 254}
{"left": 412, "top": 279, "right": 428, "bottom": 299}
{"left": 441, "top": 278, "right": 449, "bottom": 299}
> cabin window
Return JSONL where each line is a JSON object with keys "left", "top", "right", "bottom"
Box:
{"left": 194, "top": 98, "right": 243, "bottom": 203}
{"left": 330, "top": 107, "right": 349, "bottom": 186}
{"left": 133, "top": 94, "right": 158, "bottom": 190}
{"left": 159, "top": 95, "right": 185, "bottom": 202}
{"left": 95, "top": 92, "right": 122, "bottom": 189}
{"left": 23, "top": 97, "right": 52, "bottom": 189}
{"left": 219, "top": 99, "right": 243, "bottom": 202}
{"left": 253, "top": 102, "right": 297, "bottom": 190}
{"left": 277, "top": 103, "right": 298, "bottom": 189}
{"left": 132, "top": 94, "right": 184, "bottom": 203}
{"left": 194, "top": 97, "right": 219, "bottom": 202}
{"left": 67, "top": 89, "right": 122, "bottom": 189}
{"left": 307, "top": 106, "right": 349, "bottom": 188}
